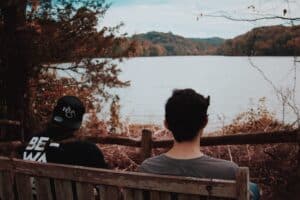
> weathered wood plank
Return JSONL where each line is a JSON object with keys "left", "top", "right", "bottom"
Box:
{"left": 150, "top": 191, "right": 160, "bottom": 200}
{"left": 54, "top": 179, "right": 73, "bottom": 200}
{"left": 106, "top": 185, "right": 120, "bottom": 200}
{"left": 123, "top": 188, "right": 134, "bottom": 200}
{"left": 177, "top": 194, "right": 200, "bottom": 200}
{"left": 0, "top": 170, "right": 14, "bottom": 200}
{"left": 133, "top": 190, "right": 143, "bottom": 200}
{"left": 98, "top": 185, "right": 107, "bottom": 200}
{"left": 0, "top": 157, "right": 237, "bottom": 198}
{"left": 159, "top": 192, "right": 171, "bottom": 200}
{"left": 76, "top": 182, "right": 94, "bottom": 200}
{"left": 0, "top": 172, "right": 4, "bottom": 200}
{"left": 236, "top": 167, "right": 249, "bottom": 200}
{"left": 15, "top": 173, "right": 33, "bottom": 200}
{"left": 97, "top": 185, "right": 120, "bottom": 200}
{"left": 123, "top": 189, "right": 147, "bottom": 200}
{"left": 0, "top": 157, "right": 252, "bottom": 199}
{"left": 35, "top": 177, "right": 53, "bottom": 200}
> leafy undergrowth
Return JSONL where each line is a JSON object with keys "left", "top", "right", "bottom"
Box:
{"left": 95, "top": 102, "right": 299, "bottom": 200}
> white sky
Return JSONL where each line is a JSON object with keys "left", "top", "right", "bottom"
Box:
{"left": 100, "top": 0, "right": 300, "bottom": 38}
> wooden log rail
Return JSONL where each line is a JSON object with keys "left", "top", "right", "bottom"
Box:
{"left": 1, "top": 129, "right": 300, "bottom": 148}
{"left": 76, "top": 129, "right": 300, "bottom": 161}
{"left": 74, "top": 128, "right": 300, "bottom": 147}
{"left": 0, "top": 120, "right": 21, "bottom": 126}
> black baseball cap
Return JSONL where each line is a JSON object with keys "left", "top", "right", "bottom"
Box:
{"left": 51, "top": 96, "right": 85, "bottom": 130}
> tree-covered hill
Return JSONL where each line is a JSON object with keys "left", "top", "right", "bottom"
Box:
{"left": 131, "top": 31, "right": 224, "bottom": 56}
{"left": 216, "top": 25, "right": 300, "bottom": 56}
{"left": 130, "top": 25, "right": 300, "bottom": 56}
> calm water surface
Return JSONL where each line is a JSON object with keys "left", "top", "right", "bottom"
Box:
{"left": 110, "top": 56, "right": 299, "bottom": 131}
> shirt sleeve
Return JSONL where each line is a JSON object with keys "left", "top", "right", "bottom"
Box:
{"left": 137, "top": 163, "right": 146, "bottom": 172}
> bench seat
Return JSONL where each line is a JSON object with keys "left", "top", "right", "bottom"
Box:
{"left": 0, "top": 156, "right": 249, "bottom": 200}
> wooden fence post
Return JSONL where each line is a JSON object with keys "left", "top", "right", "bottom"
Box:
{"left": 0, "top": 171, "right": 14, "bottom": 200}
{"left": 236, "top": 167, "right": 249, "bottom": 200}
{"left": 140, "top": 129, "right": 152, "bottom": 162}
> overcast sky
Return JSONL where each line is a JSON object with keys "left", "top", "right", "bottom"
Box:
{"left": 100, "top": 0, "right": 300, "bottom": 38}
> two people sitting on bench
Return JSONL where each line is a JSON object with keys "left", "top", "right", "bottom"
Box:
{"left": 22, "top": 91, "right": 259, "bottom": 199}
{"left": 139, "top": 88, "right": 260, "bottom": 199}
{"left": 22, "top": 96, "right": 107, "bottom": 168}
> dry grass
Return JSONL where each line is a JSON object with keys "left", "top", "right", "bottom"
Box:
{"left": 1, "top": 100, "right": 299, "bottom": 199}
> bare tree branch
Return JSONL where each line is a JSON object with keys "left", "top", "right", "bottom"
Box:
{"left": 43, "top": 65, "right": 85, "bottom": 71}
{"left": 248, "top": 57, "right": 280, "bottom": 95}
{"left": 200, "top": 14, "right": 300, "bottom": 22}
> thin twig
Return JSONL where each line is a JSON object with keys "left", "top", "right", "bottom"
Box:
{"left": 201, "top": 14, "right": 300, "bottom": 22}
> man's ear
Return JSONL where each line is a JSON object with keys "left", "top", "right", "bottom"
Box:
{"left": 164, "top": 120, "right": 169, "bottom": 129}
{"left": 202, "top": 116, "right": 208, "bottom": 128}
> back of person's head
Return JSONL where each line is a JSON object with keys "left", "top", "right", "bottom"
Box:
{"left": 165, "top": 89, "right": 210, "bottom": 142}
{"left": 50, "top": 96, "right": 85, "bottom": 133}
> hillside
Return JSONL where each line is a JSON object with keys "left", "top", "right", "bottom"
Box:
{"left": 130, "top": 25, "right": 300, "bottom": 57}
{"left": 131, "top": 32, "right": 224, "bottom": 56}
{"left": 217, "top": 25, "right": 300, "bottom": 56}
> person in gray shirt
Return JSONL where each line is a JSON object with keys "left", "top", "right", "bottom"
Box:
{"left": 139, "top": 88, "right": 260, "bottom": 199}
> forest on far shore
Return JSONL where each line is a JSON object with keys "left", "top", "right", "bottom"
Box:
{"left": 130, "top": 25, "right": 300, "bottom": 56}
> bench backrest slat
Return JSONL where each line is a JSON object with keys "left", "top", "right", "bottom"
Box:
{"left": 0, "top": 170, "right": 14, "bottom": 200}
{"left": 15, "top": 173, "right": 33, "bottom": 200}
{"left": 53, "top": 179, "right": 73, "bottom": 199}
{"left": 149, "top": 191, "right": 175, "bottom": 200}
{"left": 0, "top": 156, "right": 249, "bottom": 200}
{"left": 35, "top": 177, "right": 53, "bottom": 200}
{"left": 99, "top": 185, "right": 120, "bottom": 200}
{"left": 123, "top": 188, "right": 144, "bottom": 200}
{"left": 75, "top": 182, "right": 94, "bottom": 200}
{"left": 236, "top": 167, "right": 250, "bottom": 200}
{"left": 177, "top": 194, "right": 201, "bottom": 200}
{"left": 149, "top": 191, "right": 160, "bottom": 200}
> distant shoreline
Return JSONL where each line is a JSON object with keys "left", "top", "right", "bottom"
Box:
{"left": 128, "top": 55, "right": 298, "bottom": 58}
{"left": 130, "top": 25, "right": 300, "bottom": 57}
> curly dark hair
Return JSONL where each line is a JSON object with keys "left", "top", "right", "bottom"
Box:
{"left": 165, "top": 88, "right": 210, "bottom": 142}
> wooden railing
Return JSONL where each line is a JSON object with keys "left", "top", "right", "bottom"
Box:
{"left": 1, "top": 128, "right": 300, "bottom": 183}
{"left": 77, "top": 129, "right": 300, "bottom": 146}
{"left": 76, "top": 129, "right": 300, "bottom": 161}
{"left": 1, "top": 128, "right": 299, "bottom": 161}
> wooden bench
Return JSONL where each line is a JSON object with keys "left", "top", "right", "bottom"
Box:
{"left": 0, "top": 156, "right": 250, "bottom": 200}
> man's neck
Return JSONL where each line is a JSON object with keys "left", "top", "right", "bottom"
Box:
{"left": 165, "top": 135, "right": 203, "bottom": 159}
{"left": 46, "top": 125, "right": 75, "bottom": 141}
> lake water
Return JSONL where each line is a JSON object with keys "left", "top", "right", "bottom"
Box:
{"left": 109, "top": 56, "right": 300, "bottom": 131}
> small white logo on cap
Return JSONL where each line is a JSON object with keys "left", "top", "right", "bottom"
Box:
{"left": 54, "top": 116, "right": 63, "bottom": 122}
{"left": 62, "top": 106, "right": 76, "bottom": 119}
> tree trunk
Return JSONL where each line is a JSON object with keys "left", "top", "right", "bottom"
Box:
{"left": 0, "top": 0, "right": 28, "bottom": 140}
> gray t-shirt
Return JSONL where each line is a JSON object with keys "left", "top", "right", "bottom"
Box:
{"left": 139, "top": 154, "right": 238, "bottom": 180}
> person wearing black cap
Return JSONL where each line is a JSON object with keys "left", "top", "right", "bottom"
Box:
{"left": 22, "top": 96, "right": 107, "bottom": 168}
